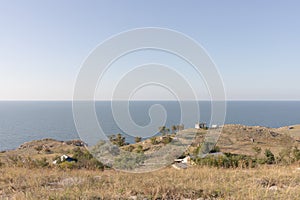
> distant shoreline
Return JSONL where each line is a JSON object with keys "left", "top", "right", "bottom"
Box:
{"left": 1, "top": 101, "right": 300, "bottom": 151}
{"left": 1, "top": 123, "right": 300, "bottom": 152}
{"left": 1, "top": 123, "right": 299, "bottom": 153}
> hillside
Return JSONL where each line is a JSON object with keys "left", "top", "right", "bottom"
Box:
{"left": 0, "top": 139, "right": 87, "bottom": 166}
{"left": 1, "top": 124, "right": 300, "bottom": 199}
{"left": 119, "top": 124, "right": 300, "bottom": 158}
{"left": 217, "top": 124, "right": 298, "bottom": 156}
{"left": 1, "top": 124, "right": 299, "bottom": 166}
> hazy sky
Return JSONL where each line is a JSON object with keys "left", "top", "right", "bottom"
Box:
{"left": 0, "top": 0, "right": 299, "bottom": 100}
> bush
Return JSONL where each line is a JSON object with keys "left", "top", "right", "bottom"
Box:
{"left": 71, "top": 147, "right": 104, "bottom": 170}
{"left": 136, "top": 145, "right": 143, "bottom": 153}
{"left": 150, "top": 137, "right": 159, "bottom": 145}
{"left": 34, "top": 145, "right": 43, "bottom": 152}
{"left": 264, "top": 149, "right": 275, "bottom": 164}
{"left": 123, "top": 145, "right": 135, "bottom": 152}
{"left": 34, "top": 157, "right": 49, "bottom": 168}
{"left": 7, "top": 155, "right": 50, "bottom": 168}
{"left": 209, "top": 146, "right": 220, "bottom": 153}
{"left": 55, "top": 148, "right": 104, "bottom": 170}
{"left": 271, "top": 147, "right": 300, "bottom": 164}
{"left": 195, "top": 153, "right": 256, "bottom": 168}
{"left": 292, "top": 147, "right": 300, "bottom": 161}
{"left": 109, "top": 134, "right": 128, "bottom": 147}
{"left": 134, "top": 137, "right": 142, "bottom": 143}
{"left": 162, "top": 135, "right": 172, "bottom": 145}
{"left": 59, "top": 161, "right": 77, "bottom": 170}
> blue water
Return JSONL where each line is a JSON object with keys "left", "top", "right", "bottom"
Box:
{"left": 0, "top": 101, "right": 299, "bottom": 151}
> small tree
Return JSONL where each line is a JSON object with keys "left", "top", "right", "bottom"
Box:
{"left": 165, "top": 128, "right": 170, "bottom": 135}
{"left": 176, "top": 124, "right": 184, "bottom": 131}
{"left": 150, "top": 137, "right": 158, "bottom": 145}
{"left": 136, "top": 145, "right": 144, "bottom": 153}
{"left": 134, "top": 137, "right": 142, "bottom": 143}
{"left": 162, "top": 135, "right": 172, "bottom": 145}
{"left": 109, "top": 135, "right": 115, "bottom": 142}
{"left": 159, "top": 126, "right": 166, "bottom": 136}
{"left": 109, "top": 133, "right": 127, "bottom": 147}
{"left": 171, "top": 125, "right": 177, "bottom": 134}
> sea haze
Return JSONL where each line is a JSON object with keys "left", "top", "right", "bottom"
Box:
{"left": 0, "top": 101, "right": 299, "bottom": 151}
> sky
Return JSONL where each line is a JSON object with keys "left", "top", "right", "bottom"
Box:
{"left": 0, "top": 0, "right": 300, "bottom": 100}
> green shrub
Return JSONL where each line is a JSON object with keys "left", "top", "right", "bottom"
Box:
{"left": 72, "top": 147, "right": 93, "bottom": 160}
{"left": 55, "top": 147, "right": 104, "bottom": 170}
{"left": 150, "top": 137, "right": 159, "bottom": 145}
{"left": 83, "top": 158, "right": 104, "bottom": 170}
{"left": 71, "top": 147, "right": 104, "bottom": 170}
{"left": 8, "top": 155, "right": 50, "bottom": 168}
{"left": 195, "top": 153, "right": 256, "bottom": 168}
{"left": 162, "top": 135, "right": 172, "bottom": 145}
{"left": 59, "top": 161, "right": 77, "bottom": 169}
{"left": 134, "top": 137, "right": 142, "bottom": 143}
{"left": 34, "top": 157, "right": 49, "bottom": 168}
{"left": 123, "top": 145, "right": 135, "bottom": 152}
{"left": 159, "top": 126, "right": 170, "bottom": 136}
{"left": 109, "top": 134, "right": 128, "bottom": 147}
{"left": 292, "top": 147, "right": 300, "bottom": 161}
{"left": 136, "top": 145, "right": 143, "bottom": 153}
{"left": 264, "top": 149, "right": 275, "bottom": 164}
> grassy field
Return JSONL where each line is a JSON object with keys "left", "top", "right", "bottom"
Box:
{"left": 1, "top": 165, "right": 300, "bottom": 199}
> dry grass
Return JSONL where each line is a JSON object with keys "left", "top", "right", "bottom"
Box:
{"left": 1, "top": 165, "right": 300, "bottom": 199}
{"left": 217, "top": 124, "right": 297, "bottom": 156}
{"left": 1, "top": 125, "right": 300, "bottom": 199}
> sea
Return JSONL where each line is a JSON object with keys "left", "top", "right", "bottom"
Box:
{"left": 0, "top": 101, "right": 300, "bottom": 151}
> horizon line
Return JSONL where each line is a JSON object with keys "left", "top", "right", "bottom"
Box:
{"left": 1, "top": 99, "right": 300, "bottom": 102}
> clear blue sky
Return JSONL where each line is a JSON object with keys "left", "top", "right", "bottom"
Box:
{"left": 0, "top": 0, "right": 299, "bottom": 100}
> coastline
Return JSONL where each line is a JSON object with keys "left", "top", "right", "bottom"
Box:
{"left": 1, "top": 124, "right": 300, "bottom": 199}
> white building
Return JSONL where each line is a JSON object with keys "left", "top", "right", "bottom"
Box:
{"left": 195, "top": 122, "right": 207, "bottom": 129}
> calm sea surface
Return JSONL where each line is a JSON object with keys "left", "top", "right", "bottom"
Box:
{"left": 0, "top": 101, "right": 299, "bottom": 151}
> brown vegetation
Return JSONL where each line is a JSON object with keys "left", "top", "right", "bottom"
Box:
{"left": 1, "top": 124, "right": 300, "bottom": 199}
{"left": 1, "top": 165, "right": 300, "bottom": 199}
